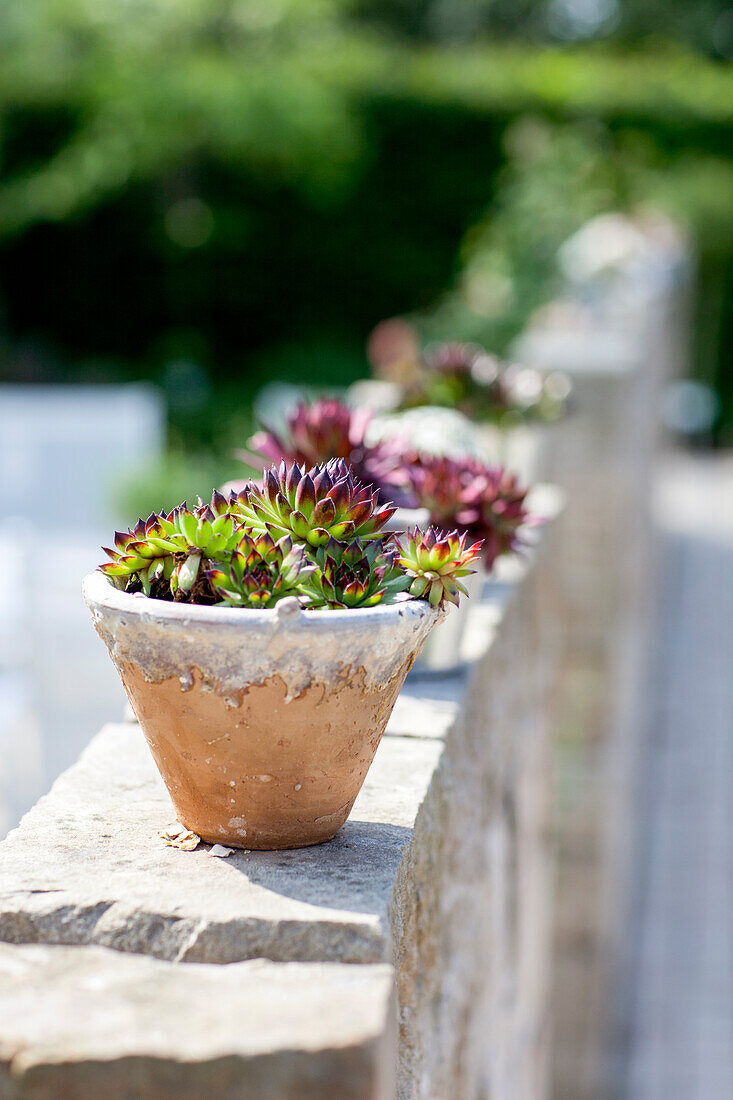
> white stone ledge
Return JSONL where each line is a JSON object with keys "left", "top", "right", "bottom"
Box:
{"left": 0, "top": 722, "right": 442, "bottom": 966}
{"left": 0, "top": 944, "right": 396, "bottom": 1100}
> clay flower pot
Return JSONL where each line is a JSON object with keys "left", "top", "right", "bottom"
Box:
{"left": 83, "top": 572, "right": 440, "bottom": 850}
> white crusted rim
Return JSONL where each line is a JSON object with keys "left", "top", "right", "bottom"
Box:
{"left": 82, "top": 571, "right": 438, "bottom": 632}
{"left": 83, "top": 571, "right": 442, "bottom": 697}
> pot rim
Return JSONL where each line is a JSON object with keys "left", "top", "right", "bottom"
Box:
{"left": 82, "top": 570, "right": 438, "bottom": 630}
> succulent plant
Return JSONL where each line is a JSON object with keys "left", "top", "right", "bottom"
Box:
{"left": 384, "top": 453, "right": 529, "bottom": 570}
{"left": 100, "top": 490, "right": 242, "bottom": 602}
{"left": 100, "top": 462, "right": 486, "bottom": 611}
{"left": 235, "top": 398, "right": 392, "bottom": 493}
{"left": 458, "top": 463, "right": 529, "bottom": 568}
{"left": 384, "top": 453, "right": 475, "bottom": 523}
{"left": 300, "top": 537, "right": 410, "bottom": 609}
{"left": 206, "top": 533, "right": 313, "bottom": 608}
{"left": 247, "top": 398, "right": 371, "bottom": 467}
{"left": 395, "top": 527, "right": 484, "bottom": 607}
{"left": 396, "top": 339, "right": 570, "bottom": 425}
{"left": 232, "top": 459, "right": 396, "bottom": 548}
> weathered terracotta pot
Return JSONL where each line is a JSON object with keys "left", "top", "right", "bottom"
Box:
{"left": 83, "top": 573, "right": 440, "bottom": 850}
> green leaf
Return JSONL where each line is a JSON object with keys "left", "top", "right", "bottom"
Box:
{"left": 179, "top": 511, "right": 199, "bottom": 545}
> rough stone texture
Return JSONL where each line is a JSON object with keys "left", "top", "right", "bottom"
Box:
{"left": 0, "top": 944, "right": 396, "bottom": 1100}
{"left": 0, "top": 504, "right": 564, "bottom": 1100}
{"left": 0, "top": 724, "right": 441, "bottom": 966}
{"left": 514, "top": 223, "right": 688, "bottom": 1100}
{"left": 387, "top": 498, "right": 563, "bottom": 1100}
{"left": 531, "top": 336, "right": 656, "bottom": 1100}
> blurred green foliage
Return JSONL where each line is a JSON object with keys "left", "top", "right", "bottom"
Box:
{"left": 0, "top": 0, "right": 731, "bottom": 439}
{"left": 418, "top": 118, "right": 633, "bottom": 349}
{"left": 114, "top": 447, "right": 240, "bottom": 529}
{"left": 353, "top": 0, "right": 733, "bottom": 57}
{"left": 416, "top": 117, "right": 733, "bottom": 353}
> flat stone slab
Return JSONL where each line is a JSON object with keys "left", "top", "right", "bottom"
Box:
{"left": 0, "top": 723, "right": 441, "bottom": 964}
{"left": 0, "top": 943, "right": 395, "bottom": 1099}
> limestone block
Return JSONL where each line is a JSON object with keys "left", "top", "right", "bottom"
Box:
{"left": 513, "top": 325, "right": 651, "bottom": 663}
{"left": 0, "top": 944, "right": 396, "bottom": 1100}
{"left": 513, "top": 230, "right": 687, "bottom": 1100}
{"left": 0, "top": 724, "right": 441, "bottom": 966}
{"left": 391, "top": 503, "right": 563, "bottom": 1100}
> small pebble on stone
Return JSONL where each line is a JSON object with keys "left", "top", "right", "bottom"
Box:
{"left": 208, "top": 844, "right": 234, "bottom": 858}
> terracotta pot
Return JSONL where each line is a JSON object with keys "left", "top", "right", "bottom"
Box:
{"left": 83, "top": 573, "right": 440, "bottom": 850}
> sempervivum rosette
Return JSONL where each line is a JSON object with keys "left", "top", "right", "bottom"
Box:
{"left": 206, "top": 533, "right": 314, "bottom": 609}
{"left": 246, "top": 398, "right": 372, "bottom": 468}
{"left": 459, "top": 463, "right": 529, "bottom": 568}
{"left": 100, "top": 490, "right": 242, "bottom": 602}
{"left": 300, "top": 538, "right": 410, "bottom": 609}
{"left": 384, "top": 453, "right": 529, "bottom": 571}
{"left": 231, "top": 397, "right": 393, "bottom": 497}
{"left": 395, "top": 527, "right": 484, "bottom": 607}
{"left": 231, "top": 459, "right": 395, "bottom": 548}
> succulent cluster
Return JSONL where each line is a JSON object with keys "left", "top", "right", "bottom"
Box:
{"left": 236, "top": 396, "right": 532, "bottom": 575}
{"left": 206, "top": 534, "right": 312, "bottom": 609}
{"left": 231, "top": 459, "right": 395, "bottom": 547}
{"left": 301, "top": 539, "right": 409, "bottom": 609}
{"left": 100, "top": 492, "right": 242, "bottom": 602}
{"left": 384, "top": 453, "right": 529, "bottom": 570}
{"left": 239, "top": 398, "right": 384, "bottom": 491}
{"left": 396, "top": 527, "right": 484, "bottom": 607}
{"left": 399, "top": 340, "right": 570, "bottom": 425}
{"left": 100, "top": 461, "right": 482, "bottom": 611}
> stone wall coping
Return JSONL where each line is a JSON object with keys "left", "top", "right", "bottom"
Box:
{"left": 0, "top": 722, "right": 443, "bottom": 965}
{"left": 513, "top": 327, "right": 645, "bottom": 376}
{"left": 0, "top": 943, "right": 396, "bottom": 1100}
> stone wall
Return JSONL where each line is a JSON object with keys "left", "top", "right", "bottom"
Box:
{"left": 514, "top": 213, "right": 691, "bottom": 1099}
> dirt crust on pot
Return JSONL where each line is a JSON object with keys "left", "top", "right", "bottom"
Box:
{"left": 121, "top": 661, "right": 409, "bottom": 849}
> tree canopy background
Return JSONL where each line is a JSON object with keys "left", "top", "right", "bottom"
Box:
{"left": 1, "top": 0, "right": 731, "bottom": 462}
